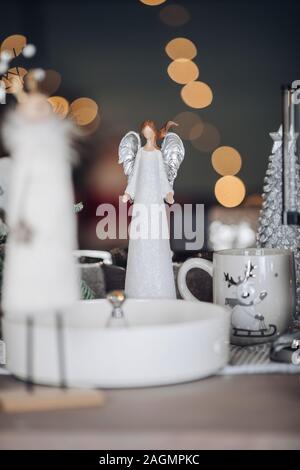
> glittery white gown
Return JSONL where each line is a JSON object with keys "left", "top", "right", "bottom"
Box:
{"left": 125, "top": 148, "right": 176, "bottom": 299}
{"left": 2, "top": 112, "right": 80, "bottom": 315}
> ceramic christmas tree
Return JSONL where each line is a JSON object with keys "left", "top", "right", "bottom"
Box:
{"left": 118, "top": 120, "right": 185, "bottom": 299}
{"left": 257, "top": 86, "right": 300, "bottom": 314}
{"left": 257, "top": 127, "right": 300, "bottom": 242}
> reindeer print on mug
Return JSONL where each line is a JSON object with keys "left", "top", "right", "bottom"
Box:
{"left": 224, "top": 260, "right": 277, "bottom": 339}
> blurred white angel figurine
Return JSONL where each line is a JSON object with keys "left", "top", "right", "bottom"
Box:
{"left": 2, "top": 70, "right": 79, "bottom": 315}
{"left": 119, "top": 120, "right": 185, "bottom": 299}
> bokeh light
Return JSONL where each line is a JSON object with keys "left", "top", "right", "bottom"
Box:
{"left": 39, "top": 70, "right": 62, "bottom": 96}
{"left": 191, "top": 122, "right": 220, "bottom": 152}
{"left": 167, "top": 59, "right": 199, "bottom": 84}
{"left": 47, "top": 96, "right": 69, "bottom": 119}
{"left": 159, "top": 4, "right": 190, "bottom": 26}
{"left": 244, "top": 193, "right": 263, "bottom": 207}
{"left": 181, "top": 81, "right": 213, "bottom": 109}
{"left": 2, "top": 67, "right": 27, "bottom": 94}
{"left": 189, "top": 121, "right": 204, "bottom": 140}
{"left": 165, "top": 37, "right": 197, "bottom": 60}
{"left": 212, "top": 146, "right": 242, "bottom": 176}
{"left": 69, "top": 97, "right": 98, "bottom": 126}
{"left": 140, "top": 0, "right": 167, "bottom": 5}
{"left": 1, "top": 34, "right": 27, "bottom": 58}
{"left": 80, "top": 113, "right": 101, "bottom": 136}
{"left": 215, "top": 176, "right": 246, "bottom": 208}
{"left": 172, "top": 111, "right": 203, "bottom": 140}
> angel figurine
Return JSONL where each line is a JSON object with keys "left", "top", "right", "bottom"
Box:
{"left": 119, "top": 120, "right": 185, "bottom": 299}
{"left": 2, "top": 69, "right": 79, "bottom": 315}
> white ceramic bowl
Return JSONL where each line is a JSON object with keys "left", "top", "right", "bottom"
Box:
{"left": 3, "top": 299, "right": 230, "bottom": 388}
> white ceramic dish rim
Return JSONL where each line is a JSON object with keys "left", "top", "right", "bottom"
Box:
{"left": 3, "top": 298, "right": 230, "bottom": 332}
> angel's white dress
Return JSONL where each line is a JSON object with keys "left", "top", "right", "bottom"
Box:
{"left": 2, "top": 112, "right": 79, "bottom": 315}
{"left": 125, "top": 148, "right": 176, "bottom": 299}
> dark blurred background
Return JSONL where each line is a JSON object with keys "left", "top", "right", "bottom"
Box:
{"left": 1, "top": 0, "right": 300, "bottom": 251}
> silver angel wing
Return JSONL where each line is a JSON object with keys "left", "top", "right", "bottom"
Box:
{"left": 161, "top": 132, "right": 185, "bottom": 187}
{"left": 118, "top": 131, "right": 141, "bottom": 180}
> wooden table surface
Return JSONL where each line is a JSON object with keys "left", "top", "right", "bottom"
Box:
{"left": 0, "top": 373, "right": 300, "bottom": 450}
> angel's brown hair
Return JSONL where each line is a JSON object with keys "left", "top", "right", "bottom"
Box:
{"left": 140, "top": 120, "right": 177, "bottom": 148}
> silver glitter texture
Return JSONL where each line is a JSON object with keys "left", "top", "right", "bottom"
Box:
{"left": 257, "top": 127, "right": 300, "bottom": 314}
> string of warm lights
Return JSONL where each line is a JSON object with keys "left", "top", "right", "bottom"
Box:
{"left": 0, "top": 35, "right": 30, "bottom": 97}
{"left": 165, "top": 37, "right": 213, "bottom": 110}
{"left": 140, "top": 0, "right": 167, "bottom": 5}
{"left": 139, "top": 0, "right": 246, "bottom": 208}
{"left": 159, "top": 3, "right": 190, "bottom": 27}
{"left": 212, "top": 146, "right": 245, "bottom": 207}
{"left": 0, "top": 34, "right": 100, "bottom": 136}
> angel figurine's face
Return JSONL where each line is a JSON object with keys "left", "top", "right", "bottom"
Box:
{"left": 142, "top": 125, "right": 155, "bottom": 141}
{"left": 18, "top": 93, "right": 52, "bottom": 122}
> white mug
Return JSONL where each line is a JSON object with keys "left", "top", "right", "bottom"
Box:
{"left": 177, "top": 248, "right": 296, "bottom": 345}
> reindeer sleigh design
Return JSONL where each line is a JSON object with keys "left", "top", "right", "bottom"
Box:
{"left": 224, "top": 261, "right": 277, "bottom": 338}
